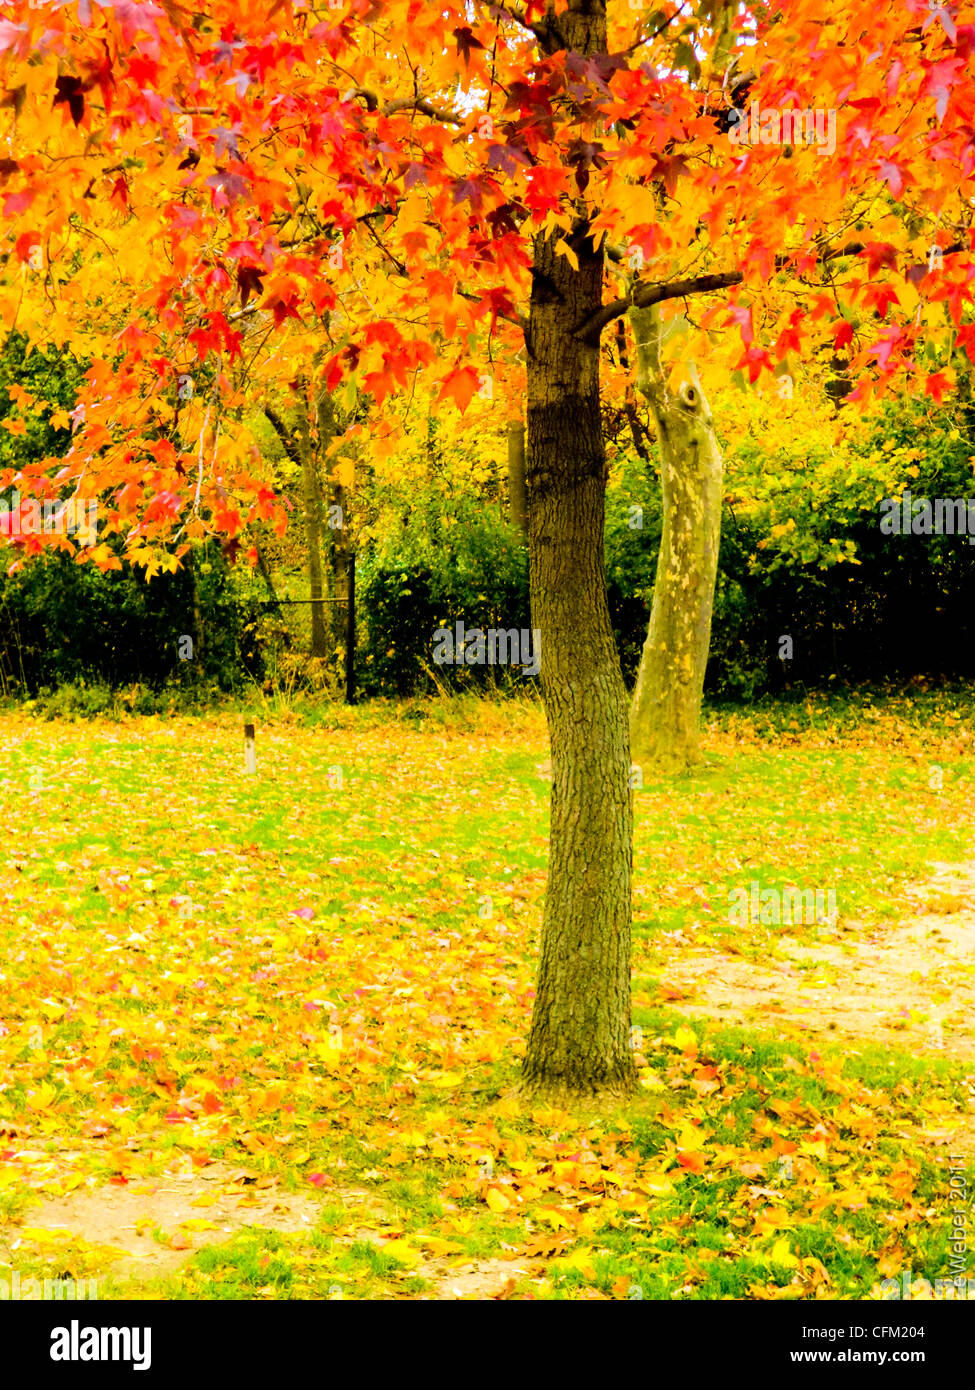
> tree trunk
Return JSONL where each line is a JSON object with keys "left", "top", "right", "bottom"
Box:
{"left": 520, "top": 180, "right": 635, "bottom": 1095}
{"left": 330, "top": 477, "right": 351, "bottom": 646}
{"left": 190, "top": 547, "right": 204, "bottom": 667}
{"left": 506, "top": 418, "right": 527, "bottom": 534}
{"left": 253, "top": 538, "right": 279, "bottom": 605}
{"left": 295, "top": 398, "right": 329, "bottom": 659}
{"left": 317, "top": 391, "right": 352, "bottom": 662}
{"left": 628, "top": 303, "right": 723, "bottom": 772}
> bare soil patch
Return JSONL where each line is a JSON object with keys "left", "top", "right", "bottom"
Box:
{"left": 4, "top": 1159, "right": 321, "bottom": 1282}
{"left": 648, "top": 860, "right": 975, "bottom": 1151}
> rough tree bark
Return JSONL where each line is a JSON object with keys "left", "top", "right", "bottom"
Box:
{"left": 627, "top": 302, "right": 723, "bottom": 772}
{"left": 520, "top": 0, "right": 635, "bottom": 1103}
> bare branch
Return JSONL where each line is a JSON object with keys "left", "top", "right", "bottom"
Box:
{"left": 264, "top": 405, "right": 301, "bottom": 466}
{"left": 576, "top": 272, "right": 741, "bottom": 342}
{"left": 488, "top": 2, "right": 549, "bottom": 43}
{"left": 385, "top": 96, "right": 463, "bottom": 123}
{"left": 574, "top": 238, "right": 971, "bottom": 343}
{"left": 456, "top": 284, "right": 528, "bottom": 336}
{"left": 350, "top": 89, "right": 463, "bottom": 124}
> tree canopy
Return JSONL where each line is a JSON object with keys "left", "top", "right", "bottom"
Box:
{"left": 1, "top": 0, "right": 972, "bottom": 568}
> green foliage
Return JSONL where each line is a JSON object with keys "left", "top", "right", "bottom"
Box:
{"left": 602, "top": 386, "right": 975, "bottom": 699}
{"left": 5, "top": 321, "right": 975, "bottom": 704}
{"left": 0, "top": 541, "right": 265, "bottom": 696}
{"left": 0, "top": 332, "right": 269, "bottom": 697}
{"left": 711, "top": 390, "right": 975, "bottom": 695}
{"left": 356, "top": 484, "right": 530, "bottom": 696}
{"left": 0, "top": 331, "right": 86, "bottom": 472}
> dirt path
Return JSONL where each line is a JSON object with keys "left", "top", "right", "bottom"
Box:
{"left": 0, "top": 1159, "right": 322, "bottom": 1283}
{"left": 2, "top": 1157, "right": 527, "bottom": 1299}
{"left": 646, "top": 860, "right": 975, "bottom": 1151}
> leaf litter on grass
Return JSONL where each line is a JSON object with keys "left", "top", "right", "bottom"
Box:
{"left": 0, "top": 701, "right": 973, "bottom": 1298}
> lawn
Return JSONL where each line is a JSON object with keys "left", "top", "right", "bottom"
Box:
{"left": 0, "top": 690, "right": 973, "bottom": 1300}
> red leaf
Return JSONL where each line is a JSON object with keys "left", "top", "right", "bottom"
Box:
{"left": 437, "top": 366, "right": 480, "bottom": 414}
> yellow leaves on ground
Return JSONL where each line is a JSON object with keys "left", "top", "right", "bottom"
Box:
{"left": 639, "top": 1172, "right": 677, "bottom": 1197}
{"left": 536, "top": 1207, "right": 572, "bottom": 1230}
{"left": 16, "top": 1227, "right": 130, "bottom": 1261}
{"left": 17, "top": 1227, "right": 74, "bottom": 1244}
{"left": 427, "top": 1071, "right": 465, "bottom": 1089}
{"left": 0, "top": 709, "right": 970, "bottom": 1300}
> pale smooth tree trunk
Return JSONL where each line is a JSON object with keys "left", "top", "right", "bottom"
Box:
{"left": 506, "top": 418, "right": 527, "bottom": 535}
{"left": 628, "top": 302, "right": 723, "bottom": 772}
{"left": 519, "top": 2, "right": 634, "bottom": 1101}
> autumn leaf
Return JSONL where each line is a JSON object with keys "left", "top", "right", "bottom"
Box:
{"left": 437, "top": 367, "right": 480, "bottom": 415}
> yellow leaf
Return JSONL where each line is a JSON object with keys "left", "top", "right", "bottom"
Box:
{"left": 25, "top": 1082, "right": 57, "bottom": 1111}
{"left": 639, "top": 1172, "right": 676, "bottom": 1196}
{"left": 554, "top": 237, "right": 579, "bottom": 272}
{"left": 770, "top": 1236, "right": 800, "bottom": 1269}
{"left": 180, "top": 1219, "right": 220, "bottom": 1232}
{"left": 537, "top": 1207, "right": 571, "bottom": 1230}
{"left": 675, "top": 1121, "right": 707, "bottom": 1151}
{"left": 382, "top": 1238, "right": 420, "bottom": 1267}
{"left": 670, "top": 1025, "right": 698, "bottom": 1054}
{"left": 422, "top": 1236, "right": 462, "bottom": 1257}
{"left": 87, "top": 545, "right": 123, "bottom": 570}
{"left": 429, "top": 1071, "right": 464, "bottom": 1088}
{"left": 639, "top": 1071, "right": 666, "bottom": 1091}
{"left": 485, "top": 1187, "right": 511, "bottom": 1213}
{"left": 331, "top": 455, "right": 355, "bottom": 490}
{"left": 19, "top": 1227, "right": 74, "bottom": 1244}
{"left": 552, "top": 1245, "right": 596, "bottom": 1279}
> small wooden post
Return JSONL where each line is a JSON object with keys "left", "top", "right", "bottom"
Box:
{"left": 243, "top": 721, "right": 257, "bottom": 775}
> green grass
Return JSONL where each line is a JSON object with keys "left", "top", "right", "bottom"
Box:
{"left": 2, "top": 691, "right": 974, "bottom": 1300}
